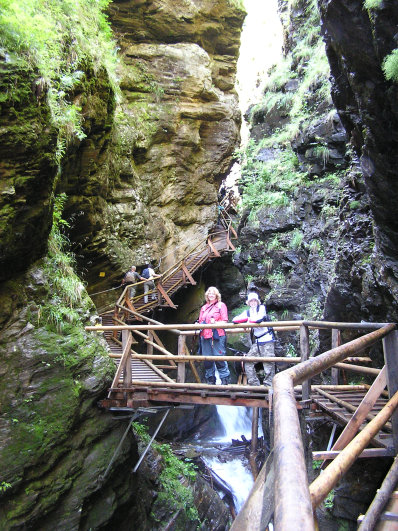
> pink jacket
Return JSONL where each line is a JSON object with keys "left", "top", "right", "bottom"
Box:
{"left": 198, "top": 301, "right": 228, "bottom": 339}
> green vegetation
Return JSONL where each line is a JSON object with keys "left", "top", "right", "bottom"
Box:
{"left": 324, "top": 489, "right": 335, "bottom": 510}
{"left": 39, "top": 193, "right": 92, "bottom": 333}
{"left": 286, "top": 343, "right": 297, "bottom": 357}
{"left": 261, "top": 257, "right": 273, "bottom": 271}
{"left": 0, "top": 482, "right": 12, "bottom": 493}
{"left": 132, "top": 423, "right": 199, "bottom": 523}
{"left": 310, "top": 239, "right": 322, "bottom": 254}
{"left": 290, "top": 229, "right": 304, "bottom": 249}
{"left": 237, "top": 0, "right": 336, "bottom": 218}
{"left": 239, "top": 145, "right": 304, "bottom": 212}
{"left": 349, "top": 200, "right": 361, "bottom": 210}
{"left": 312, "top": 459, "right": 322, "bottom": 470}
{"left": 267, "top": 235, "right": 281, "bottom": 251}
{"left": 0, "top": 0, "right": 118, "bottom": 163}
{"left": 228, "top": 0, "right": 246, "bottom": 11}
{"left": 382, "top": 49, "right": 398, "bottom": 83}
{"left": 269, "top": 269, "right": 285, "bottom": 286}
{"left": 364, "top": 0, "right": 383, "bottom": 9}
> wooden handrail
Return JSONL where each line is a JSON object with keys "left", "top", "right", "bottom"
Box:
{"left": 114, "top": 225, "right": 237, "bottom": 309}
{"left": 272, "top": 323, "right": 396, "bottom": 531}
{"left": 108, "top": 331, "right": 133, "bottom": 396}
{"left": 310, "top": 390, "right": 398, "bottom": 508}
{"left": 86, "top": 320, "right": 391, "bottom": 332}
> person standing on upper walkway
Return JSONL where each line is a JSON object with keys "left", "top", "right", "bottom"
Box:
{"left": 198, "top": 286, "right": 231, "bottom": 385}
{"left": 232, "top": 292, "right": 275, "bottom": 386}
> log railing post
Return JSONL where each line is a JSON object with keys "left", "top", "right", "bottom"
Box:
{"left": 177, "top": 335, "right": 186, "bottom": 383}
{"left": 300, "top": 324, "right": 310, "bottom": 401}
{"left": 331, "top": 329, "right": 341, "bottom": 385}
{"left": 383, "top": 329, "right": 398, "bottom": 451}
{"left": 122, "top": 330, "right": 132, "bottom": 387}
{"left": 147, "top": 331, "right": 154, "bottom": 356}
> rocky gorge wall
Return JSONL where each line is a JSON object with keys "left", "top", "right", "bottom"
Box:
{"left": 66, "top": 0, "right": 245, "bottom": 292}
{"left": 0, "top": 0, "right": 244, "bottom": 528}
{"left": 233, "top": 0, "right": 398, "bottom": 361}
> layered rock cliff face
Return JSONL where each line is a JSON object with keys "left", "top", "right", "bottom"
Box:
{"left": 0, "top": 1, "right": 244, "bottom": 528}
{"left": 67, "top": 0, "right": 244, "bottom": 290}
{"left": 0, "top": 0, "right": 244, "bottom": 290}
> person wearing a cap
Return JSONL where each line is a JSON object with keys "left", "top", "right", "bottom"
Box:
{"left": 232, "top": 292, "right": 275, "bottom": 387}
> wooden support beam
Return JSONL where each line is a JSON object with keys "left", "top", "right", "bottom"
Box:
{"left": 300, "top": 324, "right": 310, "bottom": 401}
{"left": 140, "top": 357, "right": 175, "bottom": 384}
{"left": 122, "top": 330, "right": 132, "bottom": 388}
{"left": 181, "top": 264, "right": 196, "bottom": 285}
{"left": 331, "top": 329, "right": 341, "bottom": 385}
{"left": 226, "top": 233, "right": 236, "bottom": 251}
{"left": 310, "top": 389, "right": 398, "bottom": 510}
{"left": 383, "top": 329, "right": 398, "bottom": 451}
{"left": 334, "top": 362, "right": 380, "bottom": 376}
{"left": 313, "top": 448, "right": 395, "bottom": 460}
{"left": 207, "top": 238, "right": 221, "bottom": 257}
{"left": 184, "top": 343, "right": 201, "bottom": 383}
{"left": 142, "top": 391, "right": 270, "bottom": 408}
{"left": 328, "top": 366, "right": 387, "bottom": 453}
{"left": 147, "top": 331, "right": 154, "bottom": 356}
{"left": 229, "top": 225, "right": 238, "bottom": 239}
{"left": 156, "top": 283, "right": 177, "bottom": 309}
{"left": 109, "top": 333, "right": 133, "bottom": 396}
{"left": 177, "top": 335, "right": 186, "bottom": 383}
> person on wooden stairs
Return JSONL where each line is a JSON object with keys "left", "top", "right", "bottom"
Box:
{"left": 122, "top": 265, "right": 145, "bottom": 300}
{"left": 232, "top": 292, "right": 275, "bottom": 387}
{"left": 142, "top": 263, "right": 161, "bottom": 303}
{"left": 198, "top": 286, "right": 231, "bottom": 385}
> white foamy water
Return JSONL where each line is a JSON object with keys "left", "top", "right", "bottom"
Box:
{"left": 212, "top": 405, "right": 255, "bottom": 442}
{"left": 203, "top": 455, "right": 255, "bottom": 512}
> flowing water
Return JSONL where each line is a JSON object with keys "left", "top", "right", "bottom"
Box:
{"left": 205, "top": 405, "right": 262, "bottom": 511}
{"left": 187, "top": 403, "right": 264, "bottom": 513}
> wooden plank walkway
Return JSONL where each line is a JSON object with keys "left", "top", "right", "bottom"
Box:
{"left": 102, "top": 314, "right": 169, "bottom": 383}
{"left": 312, "top": 388, "right": 394, "bottom": 450}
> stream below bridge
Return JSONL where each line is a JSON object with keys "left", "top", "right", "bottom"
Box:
{"left": 174, "top": 403, "right": 267, "bottom": 516}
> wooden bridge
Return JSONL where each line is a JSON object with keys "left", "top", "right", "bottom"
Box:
{"left": 87, "top": 317, "right": 398, "bottom": 530}
{"left": 87, "top": 215, "right": 398, "bottom": 530}
{"left": 107, "top": 219, "right": 237, "bottom": 318}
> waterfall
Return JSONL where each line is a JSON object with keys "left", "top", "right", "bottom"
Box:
{"left": 213, "top": 405, "right": 260, "bottom": 442}
{"left": 201, "top": 405, "right": 263, "bottom": 512}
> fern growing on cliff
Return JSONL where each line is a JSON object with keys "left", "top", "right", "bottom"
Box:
{"left": 382, "top": 49, "right": 398, "bottom": 83}
{"left": 40, "top": 193, "right": 92, "bottom": 332}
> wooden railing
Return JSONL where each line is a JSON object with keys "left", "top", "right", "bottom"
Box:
{"left": 87, "top": 319, "right": 397, "bottom": 529}
{"left": 231, "top": 321, "right": 397, "bottom": 531}
{"left": 112, "top": 225, "right": 237, "bottom": 316}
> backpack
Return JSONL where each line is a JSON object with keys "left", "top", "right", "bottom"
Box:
{"left": 141, "top": 268, "right": 150, "bottom": 279}
{"left": 124, "top": 271, "right": 136, "bottom": 283}
{"left": 247, "top": 306, "right": 276, "bottom": 342}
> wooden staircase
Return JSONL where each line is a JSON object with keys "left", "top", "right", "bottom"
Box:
{"left": 102, "top": 314, "right": 169, "bottom": 385}
{"left": 106, "top": 224, "right": 237, "bottom": 319}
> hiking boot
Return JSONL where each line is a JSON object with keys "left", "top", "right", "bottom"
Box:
{"left": 205, "top": 376, "right": 216, "bottom": 385}
{"left": 221, "top": 376, "right": 231, "bottom": 385}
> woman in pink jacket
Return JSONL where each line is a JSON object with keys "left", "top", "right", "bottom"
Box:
{"left": 198, "top": 286, "right": 230, "bottom": 385}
